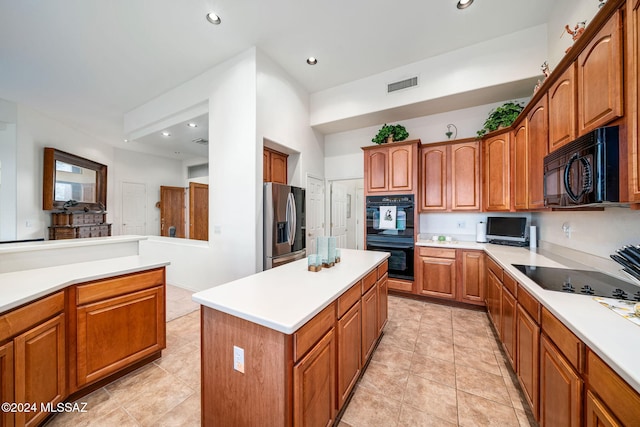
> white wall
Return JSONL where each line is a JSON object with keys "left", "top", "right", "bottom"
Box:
{"left": 419, "top": 212, "right": 533, "bottom": 242}
{"left": 0, "top": 120, "right": 17, "bottom": 241}
{"left": 311, "top": 25, "right": 546, "bottom": 128}
{"left": 112, "top": 148, "right": 184, "bottom": 236}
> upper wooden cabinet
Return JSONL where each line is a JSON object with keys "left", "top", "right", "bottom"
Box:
{"left": 548, "top": 64, "right": 577, "bottom": 152}
{"left": 263, "top": 147, "right": 288, "bottom": 184}
{"left": 627, "top": 0, "right": 640, "bottom": 203}
{"left": 527, "top": 95, "right": 549, "bottom": 210}
{"left": 483, "top": 131, "right": 511, "bottom": 211}
{"left": 577, "top": 9, "right": 623, "bottom": 134}
{"left": 420, "top": 140, "right": 480, "bottom": 212}
{"left": 512, "top": 120, "right": 529, "bottom": 210}
{"left": 363, "top": 140, "right": 419, "bottom": 195}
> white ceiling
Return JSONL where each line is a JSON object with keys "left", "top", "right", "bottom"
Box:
{"left": 0, "top": 0, "right": 557, "bottom": 151}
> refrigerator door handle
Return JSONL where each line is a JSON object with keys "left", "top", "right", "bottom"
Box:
{"left": 286, "top": 193, "right": 294, "bottom": 246}
{"left": 289, "top": 193, "right": 297, "bottom": 246}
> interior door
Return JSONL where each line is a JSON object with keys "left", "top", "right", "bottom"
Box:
{"left": 331, "top": 182, "right": 348, "bottom": 248}
{"left": 305, "top": 176, "right": 325, "bottom": 255}
{"left": 160, "top": 186, "right": 185, "bottom": 237}
{"left": 189, "top": 182, "right": 208, "bottom": 241}
{"left": 121, "top": 182, "right": 146, "bottom": 235}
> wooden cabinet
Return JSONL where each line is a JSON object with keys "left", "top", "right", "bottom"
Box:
{"left": 419, "top": 140, "right": 480, "bottom": 212}
{"left": 337, "top": 301, "right": 361, "bottom": 409}
{"left": 585, "top": 390, "right": 622, "bottom": 427}
{"left": 377, "top": 273, "right": 388, "bottom": 334}
{"left": 485, "top": 269, "right": 502, "bottom": 330}
{"left": 627, "top": 0, "right": 640, "bottom": 204}
{"left": 539, "top": 335, "right": 582, "bottom": 427}
{"left": 49, "top": 211, "right": 112, "bottom": 240}
{"left": 459, "top": 250, "right": 485, "bottom": 305}
{"left": 501, "top": 286, "right": 517, "bottom": 367}
{"left": 14, "top": 313, "right": 66, "bottom": 427}
{"left": 0, "top": 342, "right": 13, "bottom": 427}
{"left": 512, "top": 120, "right": 529, "bottom": 210}
{"left": 417, "top": 247, "right": 456, "bottom": 300}
{"left": 517, "top": 303, "right": 540, "bottom": 420}
{"left": 294, "top": 328, "right": 336, "bottom": 427}
{"left": 527, "top": 95, "right": 549, "bottom": 210}
{"left": 577, "top": 9, "right": 623, "bottom": 135}
{"left": 548, "top": 64, "right": 577, "bottom": 152}
{"left": 363, "top": 140, "right": 418, "bottom": 195}
{"left": 361, "top": 284, "right": 378, "bottom": 365}
{"left": 483, "top": 131, "right": 511, "bottom": 211}
{"left": 263, "top": 147, "right": 288, "bottom": 184}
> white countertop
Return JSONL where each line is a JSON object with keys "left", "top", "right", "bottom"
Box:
{"left": 192, "top": 249, "right": 389, "bottom": 334}
{"left": 420, "top": 240, "right": 640, "bottom": 393}
{"left": 0, "top": 235, "right": 147, "bottom": 254}
{"left": 0, "top": 255, "right": 170, "bottom": 314}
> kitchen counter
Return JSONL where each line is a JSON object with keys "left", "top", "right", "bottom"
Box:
{"left": 0, "top": 255, "right": 170, "bottom": 314}
{"left": 192, "top": 249, "right": 389, "bottom": 334}
{"left": 416, "top": 237, "right": 640, "bottom": 393}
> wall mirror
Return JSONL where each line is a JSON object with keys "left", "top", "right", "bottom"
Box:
{"left": 43, "top": 147, "right": 107, "bottom": 211}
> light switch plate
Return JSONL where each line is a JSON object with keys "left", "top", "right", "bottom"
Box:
{"left": 233, "top": 345, "right": 245, "bottom": 373}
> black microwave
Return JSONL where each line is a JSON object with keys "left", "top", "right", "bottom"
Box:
{"left": 543, "top": 126, "right": 619, "bottom": 207}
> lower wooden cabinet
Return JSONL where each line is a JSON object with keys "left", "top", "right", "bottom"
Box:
{"left": 337, "top": 302, "right": 361, "bottom": 409}
{"left": 459, "top": 250, "right": 485, "bottom": 305}
{"left": 377, "top": 273, "right": 388, "bottom": 334}
{"left": 501, "top": 287, "right": 517, "bottom": 366}
{"left": 418, "top": 249, "right": 456, "bottom": 299}
{"left": 585, "top": 390, "right": 622, "bottom": 427}
{"left": 485, "top": 270, "right": 502, "bottom": 330}
{"left": 294, "top": 328, "right": 336, "bottom": 427}
{"left": 516, "top": 303, "right": 540, "bottom": 420}
{"left": 361, "top": 284, "right": 378, "bottom": 365}
{"left": 539, "top": 335, "right": 582, "bottom": 427}
{"left": 0, "top": 342, "right": 14, "bottom": 427}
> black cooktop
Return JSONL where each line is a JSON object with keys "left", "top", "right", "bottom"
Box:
{"left": 512, "top": 264, "right": 640, "bottom": 301}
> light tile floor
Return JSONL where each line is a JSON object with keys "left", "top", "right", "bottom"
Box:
{"left": 46, "top": 288, "right": 537, "bottom": 426}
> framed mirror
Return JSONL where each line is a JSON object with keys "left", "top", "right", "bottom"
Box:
{"left": 43, "top": 147, "right": 107, "bottom": 211}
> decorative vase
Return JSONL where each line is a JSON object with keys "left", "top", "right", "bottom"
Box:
{"left": 386, "top": 135, "right": 394, "bottom": 144}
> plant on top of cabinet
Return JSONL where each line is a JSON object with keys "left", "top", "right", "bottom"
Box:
{"left": 372, "top": 124, "right": 409, "bottom": 144}
{"left": 476, "top": 101, "right": 524, "bottom": 137}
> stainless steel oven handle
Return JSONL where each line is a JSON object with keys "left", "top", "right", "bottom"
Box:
{"left": 367, "top": 242, "right": 414, "bottom": 249}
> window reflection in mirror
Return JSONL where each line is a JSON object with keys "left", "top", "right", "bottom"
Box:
{"left": 54, "top": 160, "right": 97, "bottom": 203}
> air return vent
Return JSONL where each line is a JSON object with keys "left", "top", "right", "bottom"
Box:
{"left": 192, "top": 138, "right": 208, "bottom": 145}
{"left": 388, "top": 76, "right": 418, "bottom": 93}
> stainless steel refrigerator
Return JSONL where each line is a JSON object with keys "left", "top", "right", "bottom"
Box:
{"left": 264, "top": 183, "right": 306, "bottom": 269}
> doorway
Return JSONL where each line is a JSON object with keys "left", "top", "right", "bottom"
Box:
{"left": 188, "top": 182, "right": 208, "bottom": 241}
{"left": 329, "top": 179, "right": 364, "bottom": 250}
{"left": 160, "top": 186, "right": 185, "bottom": 237}
{"left": 306, "top": 175, "right": 325, "bottom": 255}
{"left": 121, "top": 182, "right": 147, "bottom": 235}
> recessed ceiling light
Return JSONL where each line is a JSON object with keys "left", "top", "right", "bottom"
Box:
{"left": 161, "top": 131, "right": 171, "bottom": 137}
{"left": 457, "top": 0, "right": 473, "bottom": 9}
{"left": 187, "top": 122, "right": 198, "bottom": 128}
{"left": 307, "top": 57, "right": 318, "bottom": 65}
{"left": 123, "top": 139, "right": 129, "bottom": 142}
{"left": 206, "top": 12, "right": 221, "bottom": 25}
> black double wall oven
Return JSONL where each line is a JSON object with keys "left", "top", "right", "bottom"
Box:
{"left": 365, "top": 194, "right": 415, "bottom": 281}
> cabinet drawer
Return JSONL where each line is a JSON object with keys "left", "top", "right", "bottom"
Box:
{"left": 418, "top": 247, "right": 456, "bottom": 259}
{"left": 377, "top": 260, "right": 388, "bottom": 279}
{"left": 586, "top": 349, "right": 640, "bottom": 426}
{"left": 294, "top": 302, "right": 336, "bottom": 362}
{"left": 361, "top": 269, "right": 377, "bottom": 294}
{"left": 517, "top": 284, "right": 541, "bottom": 324}
{"left": 0, "top": 291, "right": 65, "bottom": 342}
{"left": 541, "top": 307, "right": 584, "bottom": 373}
{"left": 503, "top": 273, "right": 517, "bottom": 296}
{"left": 487, "top": 257, "right": 503, "bottom": 282}
{"left": 77, "top": 268, "right": 165, "bottom": 305}
{"left": 387, "top": 278, "right": 414, "bottom": 293}
{"left": 337, "top": 282, "right": 361, "bottom": 319}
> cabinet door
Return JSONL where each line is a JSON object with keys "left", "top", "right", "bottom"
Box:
{"left": 585, "top": 390, "right": 622, "bottom": 427}
{"left": 460, "top": 250, "right": 485, "bottom": 305}
{"left": 451, "top": 141, "right": 480, "bottom": 211}
{"left": 539, "top": 335, "right": 582, "bottom": 427}
{"left": 578, "top": 10, "right": 623, "bottom": 134}
{"left": 0, "top": 342, "right": 14, "bottom": 427}
{"left": 377, "top": 273, "right": 388, "bottom": 334}
{"left": 627, "top": 0, "right": 640, "bottom": 203}
{"left": 483, "top": 132, "right": 511, "bottom": 211}
{"left": 418, "top": 256, "right": 456, "bottom": 299}
{"left": 76, "top": 286, "right": 165, "bottom": 387}
{"left": 420, "top": 145, "right": 447, "bottom": 211}
{"left": 513, "top": 121, "right": 529, "bottom": 210}
{"left": 263, "top": 149, "right": 270, "bottom": 182}
{"left": 517, "top": 304, "right": 540, "bottom": 421}
{"left": 388, "top": 145, "right": 414, "bottom": 192}
{"left": 293, "top": 328, "right": 336, "bottom": 427}
{"left": 270, "top": 151, "right": 288, "bottom": 184}
{"left": 361, "top": 284, "right": 378, "bottom": 365}
{"left": 365, "top": 148, "right": 388, "bottom": 193}
{"left": 14, "top": 313, "right": 66, "bottom": 427}
{"left": 527, "top": 95, "right": 548, "bottom": 210}
{"left": 485, "top": 270, "right": 502, "bottom": 331}
{"left": 548, "top": 64, "right": 577, "bottom": 152}
{"left": 501, "top": 288, "right": 516, "bottom": 368}
{"left": 337, "top": 302, "right": 361, "bottom": 410}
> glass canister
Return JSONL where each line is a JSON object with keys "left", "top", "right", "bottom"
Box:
{"left": 307, "top": 254, "right": 321, "bottom": 272}
{"left": 327, "top": 236, "right": 337, "bottom": 266}
{"left": 335, "top": 248, "right": 341, "bottom": 263}
{"left": 317, "top": 237, "right": 329, "bottom": 266}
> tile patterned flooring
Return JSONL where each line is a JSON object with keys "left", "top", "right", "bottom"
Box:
{"left": 46, "top": 286, "right": 537, "bottom": 426}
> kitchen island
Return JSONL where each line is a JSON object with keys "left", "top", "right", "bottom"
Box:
{"left": 193, "top": 249, "right": 389, "bottom": 427}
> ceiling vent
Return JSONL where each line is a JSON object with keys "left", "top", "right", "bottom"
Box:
{"left": 388, "top": 76, "right": 418, "bottom": 93}
{"left": 192, "top": 137, "right": 209, "bottom": 145}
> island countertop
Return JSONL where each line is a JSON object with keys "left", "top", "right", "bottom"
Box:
{"left": 192, "top": 249, "right": 389, "bottom": 334}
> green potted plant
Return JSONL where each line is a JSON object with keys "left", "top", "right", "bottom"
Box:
{"left": 372, "top": 124, "right": 409, "bottom": 144}
{"left": 476, "top": 101, "right": 524, "bottom": 137}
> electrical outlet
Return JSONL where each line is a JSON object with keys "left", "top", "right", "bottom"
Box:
{"left": 233, "top": 346, "right": 245, "bottom": 373}
{"left": 457, "top": 221, "right": 466, "bottom": 229}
